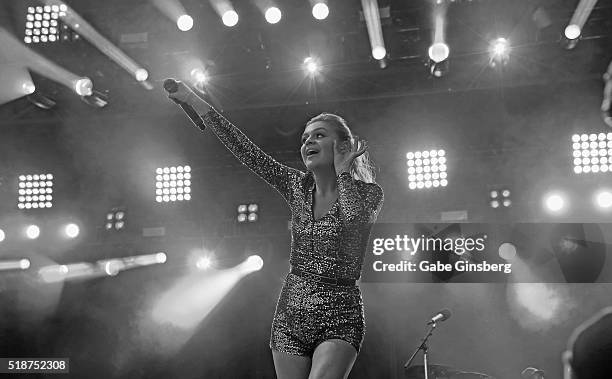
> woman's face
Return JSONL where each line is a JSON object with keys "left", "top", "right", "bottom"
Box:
{"left": 301, "top": 121, "right": 339, "bottom": 171}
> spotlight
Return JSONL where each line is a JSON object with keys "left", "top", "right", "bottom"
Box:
{"left": 135, "top": 68, "right": 149, "bottom": 82}
{"left": 406, "top": 149, "right": 447, "bottom": 190}
{"left": 595, "top": 190, "right": 612, "bottom": 209}
{"left": 241, "top": 255, "right": 264, "bottom": 273}
{"left": 0, "top": 229, "right": 5, "bottom": 242}
{"left": 222, "top": 10, "right": 239, "bottom": 27}
{"left": 489, "top": 188, "right": 512, "bottom": 208}
{"left": 105, "top": 208, "right": 127, "bottom": 231}
{"left": 561, "top": 24, "right": 581, "bottom": 50}
{"left": 312, "top": 2, "right": 329, "bottom": 20}
{"left": 155, "top": 165, "right": 192, "bottom": 203}
{"left": 26, "top": 224, "right": 40, "bottom": 239}
{"left": 372, "top": 46, "right": 386, "bottom": 60}
{"left": 498, "top": 242, "right": 517, "bottom": 261}
{"left": 428, "top": 42, "right": 449, "bottom": 63}
{"left": 265, "top": 7, "right": 282, "bottom": 24}
{"left": 190, "top": 68, "right": 208, "bottom": 85}
{"left": 544, "top": 193, "right": 566, "bottom": 213}
{"left": 74, "top": 77, "right": 93, "bottom": 96}
{"left": 237, "top": 203, "right": 259, "bottom": 222}
{"left": 64, "top": 223, "right": 80, "bottom": 238}
{"left": 24, "top": 5, "right": 62, "bottom": 44}
{"left": 17, "top": 173, "right": 54, "bottom": 209}
{"left": 303, "top": 57, "right": 320, "bottom": 76}
{"left": 571, "top": 133, "right": 612, "bottom": 174}
{"left": 177, "top": 14, "right": 194, "bottom": 31}
{"left": 196, "top": 256, "right": 212, "bottom": 270}
{"left": 22, "top": 82, "right": 36, "bottom": 95}
{"left": 489, "top": 37, "right": 510, "bottom": 67}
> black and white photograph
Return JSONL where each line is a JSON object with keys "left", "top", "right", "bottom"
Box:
{"left": 0, "top": 0, "right": 611, "bottom": 378}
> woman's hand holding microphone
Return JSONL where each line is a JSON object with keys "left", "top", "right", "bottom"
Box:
{"left": 165, "top": 79, "right": 212, "bottom": 130}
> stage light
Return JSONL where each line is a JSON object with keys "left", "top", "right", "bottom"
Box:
{"left": 135, "top": 68, "right": 149, "bottom": 81}
{"left": 428, "top": 42, "right": 449, "bottom": 63}
{"left": 595, "top": 190, "right": 612, "bottom": 209}
{"left": 0, "top": 259, "right": 31, "bottom": 271}
{"left": 24, "top": 4, "right": 62, "bottom": 44}
{"left": 64, "top": 223, "right": 79, "bottom": 238}
{"left": 498, "top": 242, "right": 517, "bottom": 261}
{"left": 196, "top": 256, "right": 212, "bottom": 270}
{"left": 18, "top": 173, "right": 54, "bottom": 209}
{"left": 74, "top": 77, "right": 93, "bottom": 96}
{"left": 572, "top": 133, "right": 611, "bottom": 174}
{"left": 564, "top": 24, "right": 581, "bottom": 40}
{"left": 303, "top": 57, "right": 319, "bottom": 76}
{"left": 105, "top": 208, "right": 127, "bottom": 231}
{"left": 489, "top": 187, "right": 512, "bottom": 208}
{"left": 26, "top": 224, "right": 40, "bottom": 239}
{"left": 22, "top": 82, "right": 36, "bottom": 95}
{"left": 156, "top": 252, "right": 167, "bottom": 264}
{"left": 177, "top": 14, "right": 193, "bottom": 31}
{"left": 241, "top": 255, "right": 264, "bottom": 273}
{"left": 265, "top": 7, "right": 282, "bottom": 24}
{"left": 372, "top": 46, "right": 386, "bottom": 60}
{"left": 155, "top": 165, "right": 192, "bottom": 203}
{"left": 237, "top": 203, "right": 259, "bottom": 222}
{"left": 222, "top": 10, "right": 239, "bottom": 27}
{"left": 406, "top": 149, "right": 447, "bottom": 190}
{"left": 544, "top": 193, "right": 565, "bottom": 213}
{"left": 0, "top": 229, "right": 5, "bottom": 242}
{"left": 312, "top": 2, "right": 329, "bottom": 20}
{"left": 489, "top": 37, "right": 510, "bottom": 67}
{"left": 190, "top": 68, "right": 207, "bottom": 84}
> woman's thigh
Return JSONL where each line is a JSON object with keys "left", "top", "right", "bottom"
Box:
{"left": 308, "top": 339, "right": 358, "bottom": 379}
{"left": 272, "top": 350, "right": 311, "bottom": 379}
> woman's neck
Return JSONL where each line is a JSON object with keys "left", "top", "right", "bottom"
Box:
{"left": 312, "top": 167, "right": 337, "bottom": 196}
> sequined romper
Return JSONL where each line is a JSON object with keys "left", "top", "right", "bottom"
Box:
{"left": 202, "top": 109, "right": 384, "bottom": 356}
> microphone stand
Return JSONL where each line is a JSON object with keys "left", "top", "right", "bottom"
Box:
{"left": 404, "top": 322, "right": 437, "bottom": 379}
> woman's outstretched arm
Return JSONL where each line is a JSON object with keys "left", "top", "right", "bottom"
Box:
{"left": 168, "top": 82, "right": 301, "bottom": 202}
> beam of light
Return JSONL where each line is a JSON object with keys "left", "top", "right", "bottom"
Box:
{"left": 38, "top": 263, "right": 105, "bottom": 283}
{"left": 209, "top": 0, "right": 239, "bottom": 27}
{"left": 64, "top": 223, "right": 80, "bottom": 238}
{"left": 0, "top": 259, "right": 31, "bottom": 271}
{"left": 566, "top": 0, "right": 598, "bottom": 39}
{"left": 96, "top": 252, "right": 167, "bottom": 277}
{"left": 311, "top": 1, "right": 329, "bottom": 20}
{"left": 506, "top": 258, "right": 575, "bottom": 332}
{"left": 26, "top": 225, "right": 40, "bottom": 239}
{"left": 265, "top": 7, "right": 282, "bottom": 24}
{"left": 40, "top": 1, "right": 148, "bottom": 83}
{"left": 361, "top": 0, "right": 386, "bottom": 60}
{"left": 544, "top": 192, "right": 566, "bottom": 213}
{"left": 152, "top": 255, "right": 263, "bottom": 330}
{"left": 0, "top": 28, "right": 92, "bottom": 100}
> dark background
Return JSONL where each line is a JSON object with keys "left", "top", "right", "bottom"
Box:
{"left": 0, "top": 0, "right": 611, "bottom": 378}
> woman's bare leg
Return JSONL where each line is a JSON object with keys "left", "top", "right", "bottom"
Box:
{"left": 272, "top": 350, "right": 311, "bottom": 379}
{"left": 308, "top": 339, "right": 358, "bottom": 379}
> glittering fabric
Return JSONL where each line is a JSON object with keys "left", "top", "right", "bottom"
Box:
{"left": 202, "top": 109, "right": 384, "bottom": 356}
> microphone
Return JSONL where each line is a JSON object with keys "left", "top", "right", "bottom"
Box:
{"left": 521, "top": 367, "right": 545, "bottom": 379}
{"left": 163, "top": 78, "right": 206, "bottom": 131}
{"left": 427, "top": 309, "right": 451, "bottom": 325}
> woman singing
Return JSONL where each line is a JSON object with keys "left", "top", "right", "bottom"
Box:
{"left": 168, "top": 82, "right": 384, "bottom": 379}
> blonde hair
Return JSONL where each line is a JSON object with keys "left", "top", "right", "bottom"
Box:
{"left": 306, "top": 113, "right": 376, "bottom": 183}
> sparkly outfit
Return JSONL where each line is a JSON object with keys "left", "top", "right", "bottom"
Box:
{"left": 202, "top": 109, "right": 384, "bottom": 356}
